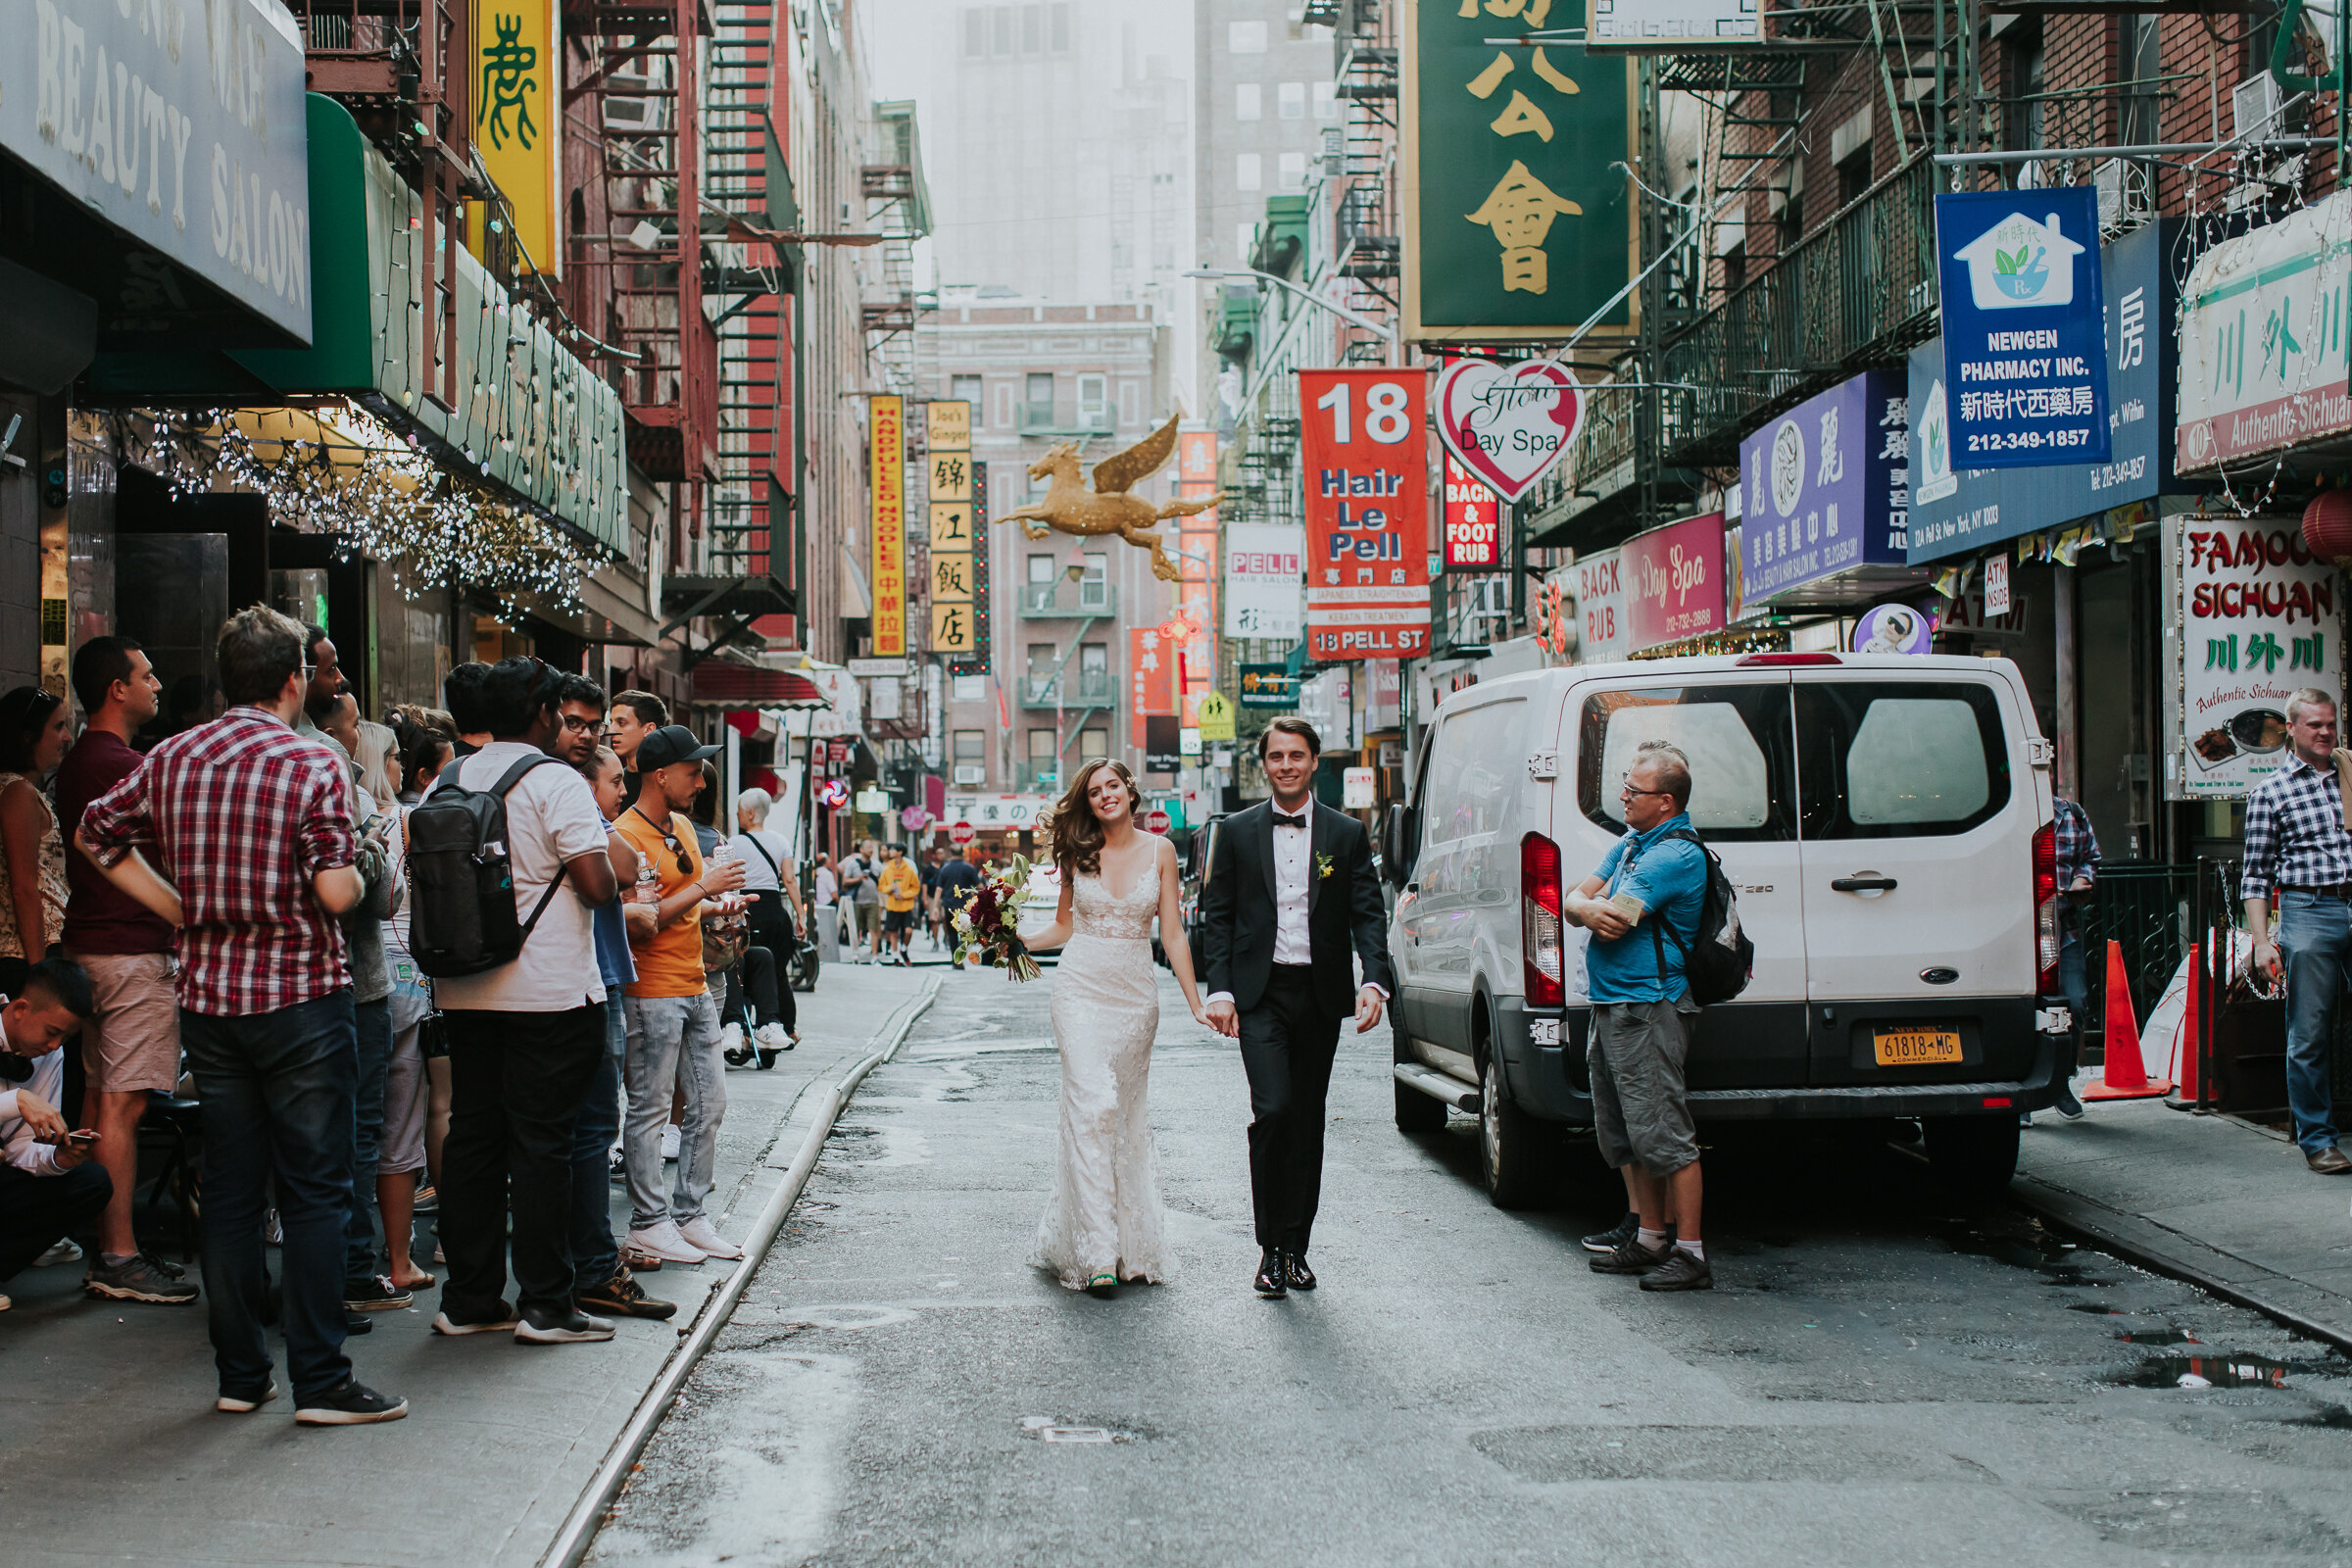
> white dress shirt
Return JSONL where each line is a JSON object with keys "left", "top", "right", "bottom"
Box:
{"left": 1270, "top": 807, "right": 1314, "bottom": 965}
{"left": 0, "top": 1016, "right": 67, "bottom": 1176}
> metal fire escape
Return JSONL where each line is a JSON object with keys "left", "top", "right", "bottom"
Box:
{"left": 1330, "top": 0, "right": 1398, "bottom": 365}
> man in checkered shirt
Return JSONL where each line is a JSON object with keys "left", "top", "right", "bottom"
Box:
{"left": 2032, "top": 795, "right": 2099, "bottom": 1124}
{"left": 2239, "top": 686, "right": 2352, "bottom": 1176}
{"left": 77, "top": 606, "right": 411, "bottom": 1424}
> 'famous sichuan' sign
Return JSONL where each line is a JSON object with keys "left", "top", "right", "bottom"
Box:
{"left": 2171, "top": 514, "right": 2345, "bottom": 800}
{"left": 1299, "top": 368, "right": 1432, "bottom": 661}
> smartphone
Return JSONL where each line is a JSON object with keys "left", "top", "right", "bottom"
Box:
{"left": 64, "top": 1129, "right": 98, "bottom": 1148}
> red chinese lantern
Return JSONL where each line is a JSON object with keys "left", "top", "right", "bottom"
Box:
{"left": 2303, "top": 489, "right": 2352, "bottom": 566}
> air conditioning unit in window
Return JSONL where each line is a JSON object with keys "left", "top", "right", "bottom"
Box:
{"left": 2226, "top": 74, "right": 2302, "bottom": 212}
{"left": 953, "top": 764, "right": 985, "bottom": 786}
{"left": 2094, "top": 158, "right": 2153, "bottom": 233}
{"left": 2231, "top": 72, "right": 2282, "bottom": 142}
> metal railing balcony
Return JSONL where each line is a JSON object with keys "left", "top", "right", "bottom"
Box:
{"left": 1020, "top": 671, "right": 1115, "bottom": 708}
{"left": 1021, "top": 578, "right": 1115, "bottom": 616}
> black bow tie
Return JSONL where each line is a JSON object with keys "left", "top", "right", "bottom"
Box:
{"left": 1273, "top": 810, "right": 1309, "bottom": 829}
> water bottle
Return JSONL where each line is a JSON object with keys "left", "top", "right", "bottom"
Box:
{"left": 635, "top": 858, "right": 659, "bottom": 906}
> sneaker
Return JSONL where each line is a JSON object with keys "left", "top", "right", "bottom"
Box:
{"left": 216, "top": 1381, "right": 278, "bottom": 1413}
{"left": 412, "top": 1184, "right": 440, "bottom": 1213}
{"left": 515, "top": 1306, "right": 616, "bottom": 1344}
{"left": 344, "top": 1275, "right": 415, "bottom": 1312}
{"left": 578, "top": 1266, "right": 678, "bottom": 1321}
{"left": 294, "top": 1379, "right": 409, "bottom": 1426}
{"left": 432, "top": 1243, "right": 446, "bottom": 1264}
{"left": 431, "top": 1301, "right": 520, "bottom": 1335}
{"left": 1640, "top": 1248, "right": 1715, "bottom": 1292}
{"left": 661, "top": 1123, "right": 682, "bottom": 1163}
{"left": 677, "top": 1217, "right": 744, "bottom": 1260}
{"left": 1589, "top": 1236, "right": 1674, "bottom": 1275}
{"left": 85, "top": 1251, "right": 201, "bottom": 1304}
{"left": 35, "top": 1238, "right": 82, "bottom": 1267}
{"left": 626, "top": 1220, "right": 708, "bottom": 1264}
{"left": 1580, "top": 1215, "right": 1673, "bottom": 1255}
{"left": 754, "top": 1022, "right": 794, "bottom": 1055}
{"left": 2051, "top": 1079, "right": 2085, "bottom": 1120}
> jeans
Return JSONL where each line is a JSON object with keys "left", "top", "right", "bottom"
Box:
{"left": 622, "top": 990, "right": 725, "bottom": 1230}
{"left": 344, "top": 998, "right": 394, "bottom": 1286}
{"left": 567, "top": 1010, "right": 626, "bottom": 1290}
{"left": 2057, "top": 926, "right": 2087, "bottom": 1076}
{"left": 0, "top": 1162, "right": 113, "bottom": 1281}
{"left": 2276, "top": 890, "right": 2347, "bottom": 1156}
{"left": 179, "top": 991, "right": 359, "bottom": 1403}
{"left": 439, "top": 1005, "right": 606, "bottom": 1319}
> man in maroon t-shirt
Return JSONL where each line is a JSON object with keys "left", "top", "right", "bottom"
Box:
{"left": 58, "top": 636, "right": 194, "bottom": 1305}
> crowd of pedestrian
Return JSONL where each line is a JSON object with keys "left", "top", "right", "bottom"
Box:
{"left": 0, "top": 606, "right": 817, "bottom": 1426}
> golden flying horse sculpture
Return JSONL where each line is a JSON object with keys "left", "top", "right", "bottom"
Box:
{"left": 998, "top": 416, "right": 1221, "bottom": 582}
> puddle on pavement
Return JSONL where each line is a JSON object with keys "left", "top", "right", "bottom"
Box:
{"left": 2066, "top": 1302, "right": 2121, "bottom": 1315}
{"left": 1940, "top": 1217, "right": 2086, "bottom": 1278}
{"left": 2114, "top": 1353, "right": 2313, "bottom": 1390}
{"left": 2117, "top": 1330, "right": 2200, "bottom": 1347}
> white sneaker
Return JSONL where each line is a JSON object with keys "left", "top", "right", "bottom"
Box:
{"left": 34, "top": 1239, "right": 82, "bottom": 1267}
{"left": 677, "top": 1217, "right": 744, "bottom": 1259}
{"left": 754, "top": 1022, "right": 793, "bottom": 1054}
{"left": 718, "top": 1022, "right": 746, "bottom": 1056}
{"left": 661, "top": 1123, "right": 681, "bottom": 1162}
{"left": 626, "top": 1220, "right": 708, "bottom": 1264}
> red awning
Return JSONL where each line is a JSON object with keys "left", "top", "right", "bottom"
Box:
{"left": 690, "top": 663, "right": 832, "bottom": 710}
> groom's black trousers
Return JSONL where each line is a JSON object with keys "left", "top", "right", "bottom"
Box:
{"left": 1239, "top": 964, "right": 1343, "bottom": 1254}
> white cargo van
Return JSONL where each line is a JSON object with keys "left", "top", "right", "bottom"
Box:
{"left": 1383, "top": 652, "right": 2072, "bottom": 1204}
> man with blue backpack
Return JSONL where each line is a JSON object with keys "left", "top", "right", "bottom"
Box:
{"left": 1563, "top": 745, "right": 1722, "bottom": 1294}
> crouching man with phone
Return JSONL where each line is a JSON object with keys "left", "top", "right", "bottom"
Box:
{"left": 0, "top": 956, "right": 105, "bottom": 1306}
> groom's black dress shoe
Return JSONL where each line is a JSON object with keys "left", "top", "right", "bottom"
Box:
{"left": 1284, "top": 1252, "right": 1316, "bottom": 1291}
{"left": 1253, "top": 1250, "right": 1288, "bottom": 1298}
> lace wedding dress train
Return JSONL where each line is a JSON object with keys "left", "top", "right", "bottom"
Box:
{"left": 1032, "top": 860, "right": 1174, "bottom": 1288}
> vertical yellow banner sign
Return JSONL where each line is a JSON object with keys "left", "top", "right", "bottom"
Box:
{"left": 870, "top": 395, "right": 906, "bottom": 657}
{"left": 924, "top": 401, "right": 975, "bottom": 655}
{"left": 471, "top": 0, "right": 561, "bottom": 273}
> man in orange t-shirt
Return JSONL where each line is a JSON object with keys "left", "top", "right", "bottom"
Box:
{"left": 613, "top": 726, "right": 747, "bottom": 1267}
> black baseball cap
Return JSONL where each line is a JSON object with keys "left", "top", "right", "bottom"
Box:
{"left": 634, "top": 724, "right": 720, "bottom": 771}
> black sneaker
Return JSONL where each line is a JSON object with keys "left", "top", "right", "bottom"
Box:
{"left": 515, "top": 1306, "right": 615, "bottom": 1344}
{"left": 344, "top": 1275, "right": 414, "bottom": 1312}
{"left": 343, "top": 1311, "right": 373, "bottom": 1334}
{"left": 577, "top": 1267, "right": 677, "bottom": 1321}
{"left": 2051, "top": 1080, "right": 2085, "bottom": 1120}
{"left": 1581, "top": 1215, "right": 1674, "bottom": 1255}
{"left": 85, "top": 1250, "right": 200, "bottom": 1304}
{"left": 1590, "top": 1237, "right": 1673, "bottom": 1275}
{"left": 431, "top": 1301, "right": 520, "bottom": 1335}
{"left": 1640, "top": 1248, "right": 1715, "bottom": 1292}
{"left": 294, "top": 1378, "right": 409, "bottom": 1426}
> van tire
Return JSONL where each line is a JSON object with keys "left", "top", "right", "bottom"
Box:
{"left": 1481, "top": 1052, "right": 1548, "bottom": 1208}
{"left": 1922, "top": 1113, "right": 2020, "bottom": 1197}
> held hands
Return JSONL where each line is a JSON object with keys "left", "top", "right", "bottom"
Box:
{"left": 1204, "top": 999, "right": 1240, "bottom": 1038}
{"left": 1354, "top": 986, "right": 1385, "bottom": 1034}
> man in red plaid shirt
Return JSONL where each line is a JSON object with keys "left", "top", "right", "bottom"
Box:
{"left": 77, "top": 606, "right": 409, "bottom": 1426}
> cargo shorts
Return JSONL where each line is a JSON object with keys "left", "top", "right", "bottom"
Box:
{"left": 1588, "top": 995, "right": 1701, "bottom": 1178}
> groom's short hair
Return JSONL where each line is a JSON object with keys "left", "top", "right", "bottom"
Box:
{"left": 1256, "top": 716, "right": 1321, "bottom": 759}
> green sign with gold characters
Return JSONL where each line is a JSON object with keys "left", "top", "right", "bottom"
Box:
{"left": 1401, "top": 1, "right": 1637, "bottom": 346}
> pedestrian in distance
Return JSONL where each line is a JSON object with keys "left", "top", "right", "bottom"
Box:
{"left": 878, "top": 843, "right": 921, "bottom": 966}
{"left": 78, "top": 605, "right": 405, "bottom": 1424}
{"left": 1198, "top": 717, "right": 1393, "bottom": 1299}
{"left": 2027, "top": 794, "right": 2097, "bottom": 1126}
{"left": 726, "top": 787, "right": 802, "bottom": 1056}
{"left": 1564, "top": 749, "right": 1714, "bottom": 1292}
{"left": 2244, "top": 688, "right": 2352, "bottom": 1175}
{"left": 933, "top": 845, "right": 982, "bottom": 969}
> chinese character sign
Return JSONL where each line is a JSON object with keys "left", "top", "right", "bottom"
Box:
{"left": 1129, "top": 627, "right": 1175, "bottom": 750}
{"left": 1404, "top": 4, "right": 1633, "bottom": 344}
{"left": 471, "top": 0, "right": 560, "bottom": 274}
{"left": 1935, "top": 187, "right": 2110, "bottom": 469}
{"left": 1443, "top": 456, "right": 1502, "bottom": 570}
{"left": 925, "top": 400, "right": 976, "bottom": 656}
{"left": 1299, "top": 369, "right": 1432, "bottom": 661}
{"left": 2175, "top": 515, "right": 2344, "bottom": 798}
{"left": 870, "top": 395, "right": 906, "bottom": 658}
{"left": 1737, "top": 370, "right": 1908, "bottom": 605}
{"left": 2177, "top": 190, "right": 2352, "bottom": 472}
{"left": 1225, "top": 522, "right": 1305, "bottom": 639}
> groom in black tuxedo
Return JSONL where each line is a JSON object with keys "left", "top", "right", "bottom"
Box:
{"left": 1201, "top": 716, "right": 1395, "bottom": 1298}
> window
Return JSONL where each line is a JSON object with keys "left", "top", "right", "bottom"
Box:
{"left": 1049, "top": 1, "right": 1069, "bottom": 51}
{"left": 1077, "top": 372, "right": 1108, "bottom": 428}
{"left": 1027, "top": 645, "right": 1057, "bottom": 703}
{"left": 955, "top": 729, "right": 986, "bottom": 762}
{"left": 2003, "top": 25, "right": 2047, "bottom": 187}
{"left": 1080, "top": 552, "right": 1108, "bottom": 609}
{"left": 1229, "top": 19, "right": 1267, "bottom": 52}
{"left": 1577, "top": 685, "right": 1795, "bottom": 842}
{"left": 950, "top": 372, "right": 982, "bottom": 406}
{"left": 1838, "top": 144, "right": 1872, "bottom": 206}
{"left": 964, "top": 9, "right": 987, "bottom": 56}
{"left": 1236, "top": 153, "right": 1262, "bottom": 191}
{"left": 1028, "top": 554, "right": 1055, "bottom": 585}
{"left": 1236, "top": 83, "right": 1262, "bottom": 121}
{"left": 1077, "top": 726, "right": 1109, "bottom": 760}
{"left": 1423, "top": 700, "right": 1526, "bottom": 844}
{"left": 992, "top": 4, "right": 1012, "bottom": 54}
{"left": 1236, "top": 221, "right": 1255, "bottom": 262}
{"left": 1794, "top": 683, "right": 2009, "bottom": 838}
{"left": 1721, "top": 242, "right": 1745, "bottom": 292}
{"left": 1313, "top": 80, "right": 1338, "bottom": 120}
{"left": 1028, "top": 729, "right": 1058, "bottom": 785}
{"left": 1278, "top": 81, "right": 1306, "bottom": 120}
{"left": 1019, "top": 2, "right": 1042, "bottom": 52}
{"left": 1079, "top": 642, "right": 1109, "bottom": 697}
{"left": 1278, "top": 152, "right": 1306, "bottom": 190}
{"left": 1024, "top": 370, "right": 1054, "bottom": 428}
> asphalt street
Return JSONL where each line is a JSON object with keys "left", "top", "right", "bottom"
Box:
{"left": 588, "top": 959, "right": 2352, "bottom": 1568}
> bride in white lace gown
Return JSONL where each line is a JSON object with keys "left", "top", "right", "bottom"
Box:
{"left": 1022, "top": 759, "right": 1212, "bottom": 1294}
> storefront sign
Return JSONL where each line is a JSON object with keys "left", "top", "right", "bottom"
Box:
{"left": 2172, "top": 514, "right": 2344, "bottom": 798}
{"left": 470, "top": 0, "right": 560, "bottom": 274}
{"left": 1129, "top": 626, "right": 1174, "bottom": 752}
{"left": 6, "top": 0, "right": 315, "bottom": 340}
{"left": 1144, "top": 714, "right": 1181, "bottom": 773}
{"left": 1299, "top": 368, "right": 1432, "bottom": 660}
{"left": 1240, "top": 662, "right": 1298, "bottom": 709}
{"left": 1738, "top": 369, "right": 1910, "bottom": 605}
{"left": 1434, "top": 358, "right": 1582, "bottom": 503}
{"left": 1179, "top": 430, "right": 1217, "bottom": 485}
{"left": 1934, "top": 187, "right": 2109, "bottom": 467}
{"left": 1910, "top": 221, "right": 2187, "bottom": 563}
{"left": 1402, "top": 6, "right": 1634, "bottom": 346}
{"left": 1442, "top": 456, "right": 1503, "bottom": 569}
{"left": 1853, "top": 602, "right": 1933, "bottom": 655}
{"left": 1573, "top": 548, "right": 1627, "bottom": 662}
{"left": 1984, "top": 554, "right": 2011, "bottom": 615}
{"left": 1224, "top": 521, "right": 1304, "bottom": 639}
{"left": 805, "top": 667, "right": 862, "bottom": 737}
{"left": 926, "top": 400, "right": 976, "bottom": 655}
{"left": 944, "top": 794, "right": 1055, "bottom": 829}
{"left": 1588, "top": 0, "right": 1762, "bottom": 45}
{"left": 869, "top": 395, "right": 906, "bottom": 657}
{"left": 2178, "top": 190, "right": 2352, "bottom": 472}
{"left": 1343, "top": 767, "right": 1376, "bottom": 808}
{"left": 1623, "top": 513, "right": 1728, "bottom": 651}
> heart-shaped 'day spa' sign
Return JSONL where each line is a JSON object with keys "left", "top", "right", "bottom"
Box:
{"left": 1434, "top": 358, "right": 1584, "bottom": 503}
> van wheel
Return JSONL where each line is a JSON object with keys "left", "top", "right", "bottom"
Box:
{"left": 1922, "top": 1114, "right": 2020, "bottom": 1197}
{"left": 1481, "top": 1053, "right": 1548, "bottom": 1208}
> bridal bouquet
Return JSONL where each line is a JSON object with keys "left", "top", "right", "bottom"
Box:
{"left": 953, "top": 854, "right": 1042, "bottom": 982}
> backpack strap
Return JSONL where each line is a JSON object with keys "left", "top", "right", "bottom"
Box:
{"left": 743, "top": 832, "right": 782, "bottom": 880}
{"left": 470, "top": 753, "right": 576, "bottom": 944}
{"left": 1640, "top": 828, "right": 1711, "bottom": 971}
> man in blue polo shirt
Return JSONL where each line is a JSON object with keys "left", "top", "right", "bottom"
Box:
{"left": 1563, "top": 746, "right": 1712, "bottom": 1292}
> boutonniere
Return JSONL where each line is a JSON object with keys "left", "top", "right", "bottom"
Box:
{"left": 1315, "top": 852, "right": 1335, "bottom": 881}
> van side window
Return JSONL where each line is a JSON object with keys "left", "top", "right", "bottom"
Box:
{"left": 1577, "top": 685, "right": 1795, "bottom": 842}
{"left": 1423, "top": 699, "right": 1525, "bottom": 844}
{"left": 1793, "top": 683, "right": 2011, "bottom": 839}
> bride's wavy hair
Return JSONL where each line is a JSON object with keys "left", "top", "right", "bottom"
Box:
{"left": 1047, "top": 757, "right": 1143, "bottom": 875}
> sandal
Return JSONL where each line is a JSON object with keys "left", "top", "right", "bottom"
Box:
{"left": 1085, "top": 1272, "right": 1116, "bottom": 1297}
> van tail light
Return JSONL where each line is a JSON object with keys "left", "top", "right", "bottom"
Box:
{"left": 1737, "top": 653, "right": 1841, "bottom": 666}
{"left": 2033, "top": 820, "right": 2060, "bottom": 996}
{"left": 1523, "top": 831, "right": 1565, "bottom": 1007}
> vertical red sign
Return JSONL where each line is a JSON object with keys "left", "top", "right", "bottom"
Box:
{"left": 1442, "top": 455, "right": 1501, "bottom": 570}
{"left": 1298, "top": 368, "right": 1432, "bottom": 661}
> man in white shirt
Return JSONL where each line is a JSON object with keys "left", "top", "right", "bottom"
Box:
{"left": 0, "top": 958, "right": 106, "bottom": 1301}
{"left": 425, "top": 660, "right": 620, "bottom": 1345}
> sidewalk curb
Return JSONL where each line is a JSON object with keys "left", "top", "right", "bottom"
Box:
{"left": 2011, "top": 1172, "right": 2352, "bottom": 1355}
{"left": 540, "top": 975, "right": 943, "bottom": 1568}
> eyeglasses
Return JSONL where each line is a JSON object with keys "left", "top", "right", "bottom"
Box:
{"left": 633, "top": 808, "right": 693, "bottom": 874}
{"left": 1618, "top": 774, "right": 1674, "bottom": 801}
{"left": 558, "top": 713, "right": 599, "bottom": 734}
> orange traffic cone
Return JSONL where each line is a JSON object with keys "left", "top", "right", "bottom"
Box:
{"left": 2168, "top": 942, "right": 2203, "bottom": 1108}
{"left": 2085, "top": 938, "right": 2172, "bottom": 1100}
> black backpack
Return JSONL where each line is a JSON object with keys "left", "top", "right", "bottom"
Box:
{"left": 405, "top": 755, "right": 574, "bottom": 978}
{"left": 1642, "top": 827, "right": 1754, "bottom": 1006}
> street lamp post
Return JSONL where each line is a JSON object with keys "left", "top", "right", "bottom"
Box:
{"left": 1184, "top": 268, "right": 1397, "bottom": 344}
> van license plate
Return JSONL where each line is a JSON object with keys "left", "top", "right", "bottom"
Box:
{"left": 1874, "top": 1028, "right": 1962, "bottom": 1066}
